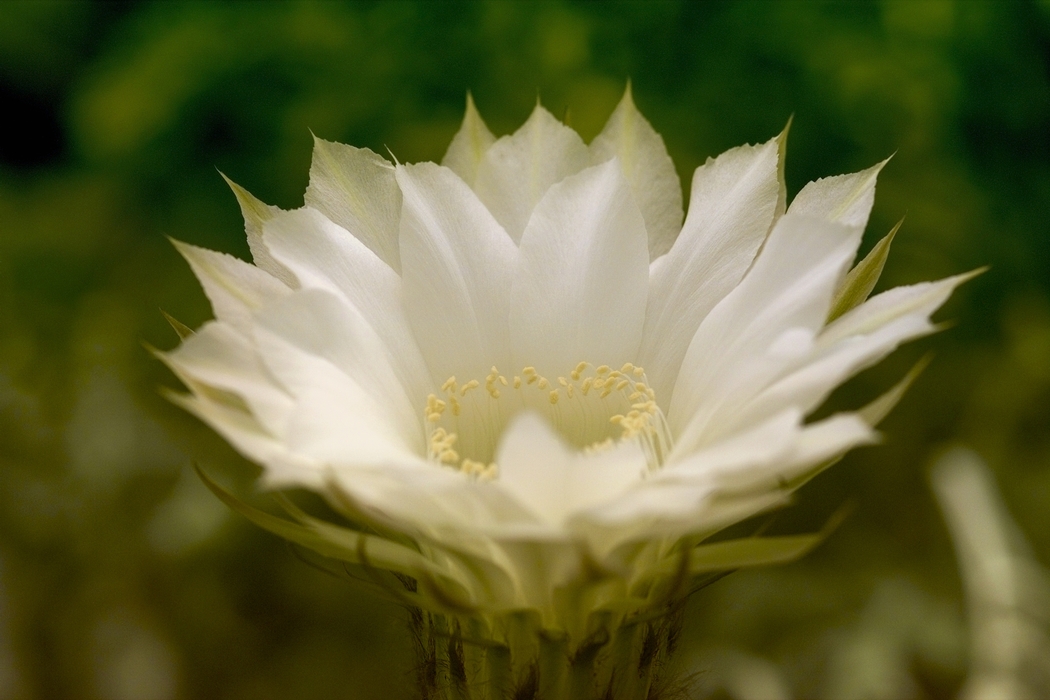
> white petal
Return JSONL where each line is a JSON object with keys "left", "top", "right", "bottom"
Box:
{"left": 474, "top": 104, "right": 589, "bottom": 243}
{"left": 589, "top": 85, "right": 683, "bottom": 258}
{"left": 162, "top": 321, "right": 293, "bottom": 437}
{"left": 165, "top": 390, "right": 323, "bottom": 489}
{"left": 638, "top": 136, "right": 781, "bottom": 402}
{"left": 662, "top": 409, "right": 802, "bottom": 485}
{"left": 788, "top": 158, "right": 890, "bottom": 228}
{"left": 670, "top": 214, "right": 862, "bottom": 455}
{"left": 584, "top": 410, "right": 801, "bottom": 549}
{"left": 441, "top": 93, "right": 496, "bottom": 187}
{"left": 578, "top": 411, "right": 871, "bottom": 557}
{"left": 737, "top": 314, "right": 934, "bottom": 430}
{"left": 727, "top": 272, "right": 975, "bottom": 429}
{"left": 396, "top": 162, "right": 518, "bottom": 383}
{"left": 305, "top": 137, "right": 402, "bottom": 271}
{"left": 252, "top": 326, "right": 417, "bottom": 466}
{"left": 509, "top": 159, "right": 649, "bottom": 377}
{"left": 578, "top": 482, "right": 788, "bottom": 561}
{"left": 252, "top": 288, "right": 424, "bottom": 452}
{"left": 496, "top": 412, "right": 644, "bottom": 527}
{"left": 775, "top": 412, "right": 876, "bottom": 483}
{"left": 355, "top": 466, "right": 542, "bottom": 534}
{"left": 820, "top": 271, "right": 978, "bottom": 348}
{"left": 261, "top": 207, "right": 430, "bottom": 403}
{"left": 172, "top": 240, "right": 289, "bottom": 333}
{"left": 220, "top": 175, "right": 298, "bottom": 287}
{"left": 668, "top": 410, "right": 873, "bottom": 494}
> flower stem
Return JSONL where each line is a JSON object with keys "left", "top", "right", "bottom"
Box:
{"left": 409, "top": 609, "right": 682, "bottom": 699}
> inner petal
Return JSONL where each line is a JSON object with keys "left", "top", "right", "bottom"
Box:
{"left": 421, "top": 361, "right": 673, "bottom": 478}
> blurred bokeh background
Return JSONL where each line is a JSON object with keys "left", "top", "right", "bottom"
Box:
{"left": 0, "top": 1, "right": 1048, "bottom": 698}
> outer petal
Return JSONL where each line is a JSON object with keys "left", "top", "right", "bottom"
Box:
{"left": 820, "top": 271, "right": 978, "bottom": 347}
{"left": 252, "top": 289, "right": 424, "bottom": 452}
{"left": 495, "top": 412, "right": 645, "bottom": 527}
{"left": 305, "top": 137, "right": 402, "bottom": 272}
{"left": 788, "top": 158, "right": 889, "bottom": 228}
{"left": 670, "top": 214, "right": 862, "bottom": 455}
{"left": 662, "top": 409, "right": 803, "bottom": 484}
{"left": 474, "top": 104, "right": 589, "bottom": 243}
{"left": 172, "top": 240, "right": 289, "bottom": 333}
{"left": 666, "top": 410, "right": 874, "bottom": 494}
{"left": 261, "top": 207, "right": 430, "bottom": 405}
{"left": 745, "top": 318, "right": 932, "bottom": 430}
{"left": 165, "top": 390, "right": 323, "bottom": 489}
{"left": 252, "top": 325, "right": 418, "bottom": 466}
{"left": 397, "top": 162, "right": 518, "bottom": 383}
{"left": 162, "top": 320, "right": 292, "bottom": 437}
{"left": 723, "top": 272, "right": 978, "bottom": 430}
{"left": 509, "top": 159, "right": 649, "bottom": 378}
{"left": 577, "top": 411, "right": 872, "bottom": 556}
{"left": 766, "top": 412, "right": 876, "bottom": 488}
{"left": 441, "top": 93, "right": 496, "bottom": 188}
{"left": 220, "top": 175, "right": 298, "bottom": 287}
{"left": 589, "top": 85, "right": 683, "bottom": 259}
{"left": 638, "top": 137, "right": 781, "bottom": 402}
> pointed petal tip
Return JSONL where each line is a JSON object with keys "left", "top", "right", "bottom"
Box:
{"left": 887, "top": 217, "right": 904, "bottom": 239}
{"left": 160, "top": 309, "right": 195, "bottom": 340}
{"left": 168, "top": 236, "right": 191, "bottom": 255}
{"left": 873, "top": 152, "right": 895, "bottom": 173}
{"left": 141, "top": 339, "right": 165, "bottom": 360}
{"left": 620, "top": 79, "right": 635, "bottom": 106}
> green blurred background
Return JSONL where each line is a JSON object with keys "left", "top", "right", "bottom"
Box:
{"left": 0, "top": 1, "right": 1047, "bottom": 698}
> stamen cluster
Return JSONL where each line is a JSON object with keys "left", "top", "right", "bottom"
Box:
{"left": 424, "top": 362, "right": 672, "bottom": 477}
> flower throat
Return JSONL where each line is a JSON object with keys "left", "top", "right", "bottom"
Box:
{"left": 423, "top": 362, "right": 673, "bottom": 479}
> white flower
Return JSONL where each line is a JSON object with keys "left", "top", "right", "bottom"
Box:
{"left": 161, "top": 88, "right": 971, "bottom": 636}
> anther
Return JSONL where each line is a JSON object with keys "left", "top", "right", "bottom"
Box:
{"left": 549, "top": 390, "right": 559, "bottom": 405}
{"left": 441, "top": 376, "right": 457, "bottom": 392}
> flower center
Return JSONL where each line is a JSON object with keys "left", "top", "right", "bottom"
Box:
{"left": 422, "top": 362, "right": 673, "bottom": 480}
